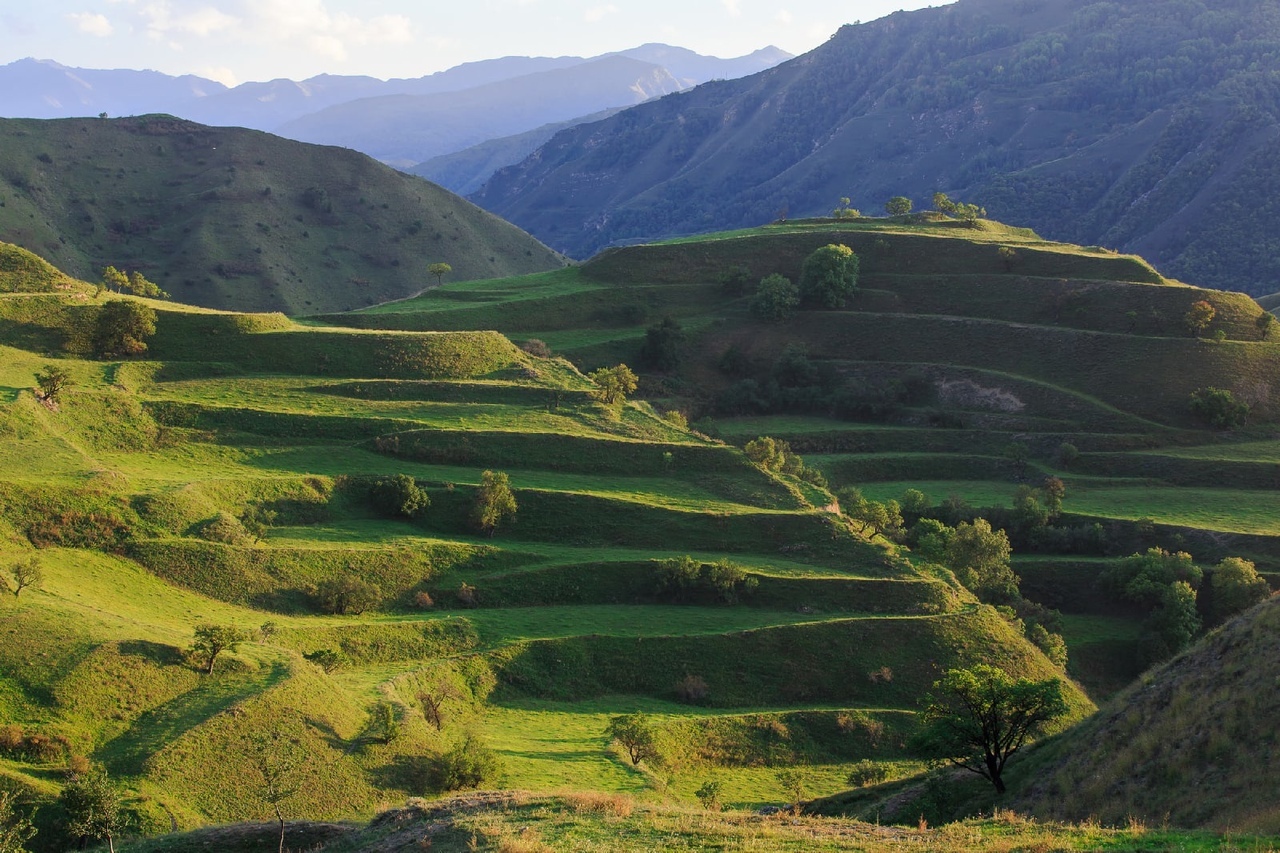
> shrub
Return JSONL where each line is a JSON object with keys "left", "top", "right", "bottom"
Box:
{"left": 304, "top": 648, "right": 347, "bottom": 672}
{"left": 520, "top": 339, "right": 551, "bottom": 357}
{"left": 1189, "top": 387, "right": 1248, "bottom": 429}
{"left": 313, "top": 575, "right": 382, "bottom": 615}
{"left": 750, "top": 274, "right": 799, "bottom": 321}
{"left": 718, "top": 265, "right": 752, "bottom": 296}
{"left": 370, "top": 473, "right": 430, "bottom": 519}
{"left": 413, "top": 590, "right": 435, "bottom": 609}
{"left": 847, "top": 759, "right": 890, "bottom": 787}
{"left": 427, "top": 734, "right": 503, "bottom": 792}
{"left": 639, "top": 315, "right": 686, "bottom": 371}
{"left": 456, "top": 582, "right": 478, "bottom": 607}
{"left": 197, "top": 511, "right": 252, "bottom": 545}
{"left": 1184, "top": 300, "right": 1215, "bottom": 336}
{"left": 674, "top": 674, "right": 709, "bottom": 703}
{"left": 1208, "top": 557, "right": 1271, "bottom": 625}
{"left": 695, "top": 780, "right": 723, "bottom": 811}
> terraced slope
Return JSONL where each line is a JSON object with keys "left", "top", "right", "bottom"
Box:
{"left": 312, "top": 216, "right": 1280, "bottom": 703}
{"left": 0, "top": 275, "right": 1085, "bottom": 849}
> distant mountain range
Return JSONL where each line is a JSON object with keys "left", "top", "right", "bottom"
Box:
{"left": 472, "top": 0, "right": 1280, "bottom": 295}
{"left": 0, "top": 45, "right": 791, "bottom": 168}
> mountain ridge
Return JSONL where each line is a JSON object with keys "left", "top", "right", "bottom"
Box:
{"left": 471, "top": 0, "right": 1280, "bottom": 294}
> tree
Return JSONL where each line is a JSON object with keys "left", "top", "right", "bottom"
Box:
{"left": 370, "top": 474, "right": 431, "bottom": 519}
{"left": 100, "top": 266, "right": 129, "bottom": 294}
{"left": 606, "top": 713, "right": 660, "bottom": 766}
{"left": 248, "top": 730, "right": 303, "bottom": 853}
{"left": 1189, "top": 387, "right": 1248, "bottom": 429}
{"left": 655, "top": 555, "right": 702, "bottom": 602}
{"left": 126, "top": 271, "right": 167, "bottom": 299}
{"left": 899, "top": 488, "right": 930, "bottom": 515}
{"left": 998, "top": 246, "right": 1019, "bottom": 271}
{"left": 417, "top": 679, "right": 464, "bottom": 731}
{"left": 639, "top": 315, "right": 686, "bottom": 371}
{"left": 694, "top": 779, "right": 723, "bottom": 810}
{"left": 240, "top": 503, "right": 277, "bottom": 543}
{"left": 471, "top": 470, "right": 517, "bottom": 537}
{"left": 0, "top": 789, "right": 36, "bottom": 853}
{"left": 750, "top": 273, "right": 799, "bottom": 320}
{"left": 7, "top": 558, "right": 42, "bottom": 599}
{"left": 1103, "top": 548, "right": 1204, "bottom": 660}
{"left": 945, "top": 519, "right": 1019, "bottom": 604}
{"left": 60, "top": 769, "right": 126, "bottom": 853}
{"left": 799, "top": 243, "right": 859, "bottom": 308}
{"left": 1184, "top": 300, "right": 1216, "bottom": 336}
{"left": 33, "top": 366, "right": 71, "bottom": 404}
{"left": 912, "top": 664, "right": 1067, "bottom": 793}
{"left": 189, "top": 623, "right": 249, "bottom": 674}
{"left": 885, "top": 196, "right": 913, "bottom": 216}
{"left": 93, "top": 300, "right": 157, "bottom": 358}
{"left": 1207, "top": 557, "right": 1271, "bottom": 625}
{"left": 587, "top": 364, "right": 638, "bottom": 405}
{"left": 313, "top": 575, "right": 382, "bottom": 615}
{"left": 428, "top": 262, "right": 452, "bottom": 286}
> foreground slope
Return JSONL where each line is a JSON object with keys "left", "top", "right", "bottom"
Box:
{"left": 0, "top": 116, "right": 564, "bottom": 313}
{"left": 475, "top": 0, "right": 1280, "bottom": 295}
{"left": 1010, "top": 595, "right": 1280, "bottom": 833}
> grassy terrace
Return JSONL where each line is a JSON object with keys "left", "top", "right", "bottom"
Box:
{"left": 1, "top": 215, "right": 1275, "bottom": 847}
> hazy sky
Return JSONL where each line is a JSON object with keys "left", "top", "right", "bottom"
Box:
{"left": 0, "top": 0, "right": 947, "bottom": 86}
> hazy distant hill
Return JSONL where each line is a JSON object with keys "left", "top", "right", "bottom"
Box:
{"left": 276, "top": 56, "right": 686, "bottom": 167}
{"left": 0, "top": 116, "right": 564, "bottom": 313}
{"left": 473, "top": 0, "right": 1280, "bottom": 294}
{"left": 0, "top": 46, "right": 791, "bottom": 166}
{"left": 410, "top": 109, "right": 626, "bottom": 195}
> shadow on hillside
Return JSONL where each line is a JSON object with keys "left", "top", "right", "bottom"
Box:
{"left": 117, "top": 639, "right": 184, "bottom": 666}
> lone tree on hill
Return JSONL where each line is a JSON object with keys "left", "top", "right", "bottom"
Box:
{"left": 912, "top": 664, "right": 1067, "bottom": 794}
{"left": 189, "top": 623, "right": 249, "bottom": 674}
{"left": 93, "top": 300, "right": 157, "bottom": 358}
{"left": 472, "top": 470, "right": 517, "bottom": 537}
{"left": 60, "top": 768, "right": 126, "bottom": 853}
{"left": 588, "top": 364, "right": 638, "bottom": 405}
{"left": 606, "top": 713, "right": 660, "bottom": 766}
{"left": 1184, "top": 300, "right": 1216, "bottom": 336}
{"left": 7, "top": 558, "right": 43, "bottom": 599}
{"left": 799, "top": 244, "right": 859, "bottom": 308}
{"left": 428, "top": 262, "right": 452, "bottom": 286}
{"left": 34, "top": 365, "right": 71, "bottom": 404}
{"left": 249, "top": 730, "right": 304, "bottom": 853}
{"left": 885, "top": 196, "right": 913, "bottom": 216}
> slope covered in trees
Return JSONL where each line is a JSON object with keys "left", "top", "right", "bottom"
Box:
{"left": 475, "top": 0, "right": 1280, "bottom": 295}
{"left": 0, "top": 116, "right": 564, "bottom": 313}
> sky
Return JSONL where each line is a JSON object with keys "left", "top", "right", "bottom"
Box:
{"left": 0, "top": 0, "right": 947, "bottom": 87}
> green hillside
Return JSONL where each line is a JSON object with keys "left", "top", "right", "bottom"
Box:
{"left": 1, "top": 220, "right": 1278, "bottom": 849}
{"left": 0, "top": 116, "right": 564, "bottom": 314}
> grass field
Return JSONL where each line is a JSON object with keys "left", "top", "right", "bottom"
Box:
{"left": 0, "top": 216, "right": 1275, "bottom": 849}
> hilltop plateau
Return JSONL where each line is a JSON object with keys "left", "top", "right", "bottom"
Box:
{"left": 0, "top": 116, "right": 564, "bottom": 314}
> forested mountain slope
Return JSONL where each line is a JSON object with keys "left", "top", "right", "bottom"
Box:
{"left": 475, "top": 0, "right": 1280, "bottom": 294}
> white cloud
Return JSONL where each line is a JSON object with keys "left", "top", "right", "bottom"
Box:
{"left": 722, "top": 0, "right": 742, "bottom": 17}
{"left": 199, "top": 64, "right": 238, "bottom": 86}
{"left": 584, "top": 4, "right": 618, "bottom": 23}
{"left": 138, "top": 3, "right": 239, "bottom": 39}
{"left": 66, "top": 12, "right": 115, "bottom": 37}
{"left": 775, "top": 9, "right": 793, "bottom": 25}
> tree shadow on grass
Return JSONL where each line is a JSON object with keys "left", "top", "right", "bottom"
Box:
{"left": 97, "top": 660, "right": 290, "bottom": 776}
